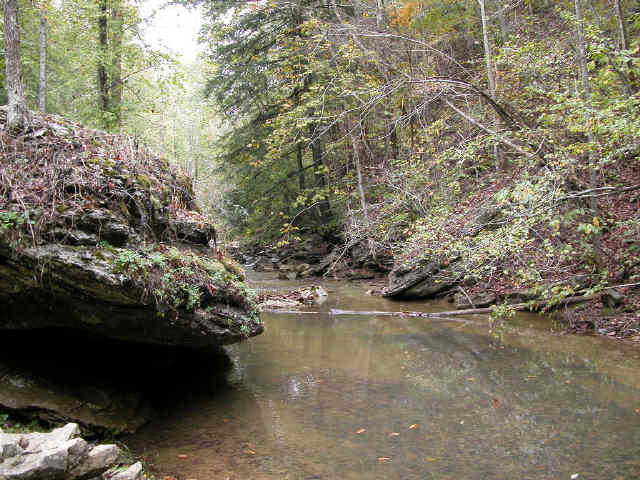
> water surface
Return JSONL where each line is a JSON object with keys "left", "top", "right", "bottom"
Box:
{"left": 127, "top": 279, "right": 640, "bottom": 480}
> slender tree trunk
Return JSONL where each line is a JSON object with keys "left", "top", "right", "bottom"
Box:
{"left": 478, "top": 0, "right": 503, "bottom": 168}
{"left": 39, "top": 7, "right": 47, "bottom": 113}
{"left": 111, "top": 1, "right": 123, "bottom": 129}
{"left": 390, "top": 122, "right": 399, "bottom": 160}
{"left": 351, "top": 134, "right": 369, "bottom": 224}
{"left": 575, "top": 0, "right": 602, "bottom": 265}
{"left": 613, "top": 0, "right": 635, "bottom": 88}
{"left": 98, "top": 0, "right": 110, "bottom": 117}
{"left": 479, "top": 0, "right": 496, "bottom": 105}
{"left": 587, "top": 0, "right": 632, "bottom": 94}
{"left": 310, "top": 126, "right": 332, "bottom": 222}
{"left": 296, "top": 142, "right": 306, "bottom": 191}
{"left": 614, "top": 0, "right": 628, "bottom": 50}
{"left": 2, "top": 0, "right": 28, "bottom": 131}
{"left": 375, "top": 0, "right": 384, "bottom": 29}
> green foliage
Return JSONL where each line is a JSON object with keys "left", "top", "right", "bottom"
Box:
{"left": 114, "top": 246, "right": 257, "bottom": 315}
{"left": 0, "top": 412, "right": 48, "bottom": 434}
{"left": 0, "top": 211, "right": 27, "bottom": 232}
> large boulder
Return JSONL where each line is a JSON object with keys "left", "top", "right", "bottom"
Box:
{"left": 383, "top": 257, "right": 463, "bottom": 299}
{"left": 0, "top": 110, "right": 262, "bottom": 349}
{"left": 0, "top": 423, "right": 137, "bottom": 480}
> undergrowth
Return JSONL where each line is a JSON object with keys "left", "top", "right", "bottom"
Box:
{"left": 113, "top": 245, "right": 258, "bottom": 318}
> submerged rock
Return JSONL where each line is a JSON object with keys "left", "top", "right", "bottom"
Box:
{"left": 0, "top": 111, "right": 262, "bottom": 349}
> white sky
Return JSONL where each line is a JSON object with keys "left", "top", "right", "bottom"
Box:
{"left": 139, "top": 1, "right": 204, "bottom": 60}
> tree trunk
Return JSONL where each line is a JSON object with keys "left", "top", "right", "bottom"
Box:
{"left": 2, "top": 0, "right": 28, "bottom": 131}
{"left": 478, "top": 0, "right": 503, "bottom": 168}
{"left": 296, "top": 142, "right": 306, "bottom": 191}
{"left": 614, "top": 0, "right": 628, "bottom": 51}
{"left": 375, "top": 0, "right": 384, "bottom": 28}
{"left": 574, "top": 0, "right": 602, "bottom": 266}
{"left": 351, "top": 134, "right": 369, "bottom": 224}
{"left": 98, "top": 0, "right": 110, "bottom": 117}
{"left": 39, "top": 7, "right": 47, "bottom": 113}
{"left": 613, "top": 0, "right": 635, "bottom": 88}
{"left": 310, "top": 127, "right": 332, "bottom": 222}
{"left": 110, "top": 1, "right": 123, "bottom": 129}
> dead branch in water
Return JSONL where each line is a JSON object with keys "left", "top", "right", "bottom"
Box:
{"left": 329, "top": 294, "right": 599, "bottom": 318}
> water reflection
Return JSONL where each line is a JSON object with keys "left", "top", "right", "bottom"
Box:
{"left": 127, "top": 281, "right": 640, "bottom": 480}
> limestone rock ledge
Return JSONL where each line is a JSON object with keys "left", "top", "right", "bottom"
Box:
{"left": 0, "top": 423, "right": 144, "bottom": 480}
{"left": 0, "top": 109, "right": 262, "bottom": 348}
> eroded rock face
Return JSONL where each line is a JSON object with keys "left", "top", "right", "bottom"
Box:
{"left": 0, "top": 242, "right": 262, "bottom": 348}
{"left": 0, "top": 364, "right": 151, "bottom": 435}
{"left": 0, "top": 110, "right": 262, "bottom": 349}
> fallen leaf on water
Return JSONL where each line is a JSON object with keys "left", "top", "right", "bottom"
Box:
{"left": 635, "top": 409, "right": 640, "bottom": 414}
{"left": 425, "top": 457, "right": 437, "bottom": 462}
{"left": 377, "top": 457, "right": 392, "bottom": 463}
{"left": 493, "top": 398, "right": 500, "bottom": 408}
{"left": 409, "top": 424, "right": 419, "bottom": 429}
{"left": 177, "top": 454, "right": 188, "bottom": 459}
{"left": 356, "top": 428, "right": 366, "bottom": 434}
{"left": 223, "top": 418, "right": 229, "bottom": 423}
{"left": 244, "top": 449, "right": 256, "bottom": 455}
{"left": 389, "top": 432, "right": 400, "bottom": 437}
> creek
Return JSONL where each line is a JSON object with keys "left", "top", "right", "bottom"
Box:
{"left": 126, "top": 274, "right": 640, "bottom": 479}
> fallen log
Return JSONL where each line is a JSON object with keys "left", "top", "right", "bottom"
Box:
{"left": 261, "top": 310, "right": 321, "bottom": 314}
{"left": 329, "top": 308, "right": 490, "bottom": 318}
{"left": 329, "top": 294, "right": 599, "bottom": 319}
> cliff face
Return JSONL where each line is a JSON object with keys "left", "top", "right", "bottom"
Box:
{"left": 0, "top": 107, "right": 263, "bottom": 348}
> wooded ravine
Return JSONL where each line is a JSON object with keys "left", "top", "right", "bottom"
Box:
{"left": 1, "top": 0, "right": 640, "bottom": 479}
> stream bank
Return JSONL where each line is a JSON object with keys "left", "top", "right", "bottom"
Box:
{"left": 238, "top": 239, "right": 640, "bottom": 341}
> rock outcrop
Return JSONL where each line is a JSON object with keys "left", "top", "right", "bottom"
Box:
{"left": 0, "top": 423, "right": 143, "bottom": 480}
{"left": 383, "top": 205, "right": 502, "bottom": 299}
{"left": 0, "top": 109, "right": 262, "bottom": 348}
{"left": 383, "top": 256, "right": 464, "bottom": 299}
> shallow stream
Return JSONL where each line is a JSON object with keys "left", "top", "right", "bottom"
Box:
{"left": 127, "top": 276, "right": 640, "bottom": 479}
